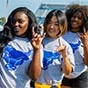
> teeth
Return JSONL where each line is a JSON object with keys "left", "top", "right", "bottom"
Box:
{"left": 72, "top": 22, "right": 77, "bottom": 25}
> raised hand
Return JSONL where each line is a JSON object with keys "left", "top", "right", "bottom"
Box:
{"left": 57, "top": 38, "right": 73, "bottom": 75}
{"left": 56, "top": 38, "right": 67, "bottom": 58}
{"left": 31, "top": 27, "right": 45, "bottom": 49}
{"left": 78, "top": 28, "right": 88, "bottom": 45}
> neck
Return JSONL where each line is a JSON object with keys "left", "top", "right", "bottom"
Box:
{"left": 71, "top": 28, "right": 79, "bottom": 33}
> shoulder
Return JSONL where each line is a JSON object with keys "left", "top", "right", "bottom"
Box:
{"left": 60, "top": 37, "right": 68, "bottom": 44}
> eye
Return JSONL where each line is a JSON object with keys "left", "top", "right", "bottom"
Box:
{"left": 77, "top": 16, "right": 82, "bottom": 20}
{"left": 12, "top": 19, "right": 24, "bottom": 24}
{"left": 72, "top": 16, "right": 76, "bottom": 18}
{"left": 54, "top": 23, "right": 59, "bottom": 26}
{"left": 48, "top": 22, "right": 59, "bottom": 26}
{"left": 17, "top": 19, "right": 24, "bottom": 23}
{"left": 48, "top": 22, "right": 52, "bottom": 25}
{"left": 12, "top": 19, "right": 16, "bottom": 24}
{"left": 72, "top": 14, "right": 82, "bottom": 20}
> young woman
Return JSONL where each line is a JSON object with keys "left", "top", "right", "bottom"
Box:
{"left": 62, "top": 4, "right": 88, "bottom": 88}
{"left": 0, "top": 7, "right": 43, "bottom": 88}
{"left": 35, "top": 9, "right": 75, "bottom": 88}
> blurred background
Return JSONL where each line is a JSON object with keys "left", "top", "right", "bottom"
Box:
{"left": 0, "top": 0, "right": 88, "bottom": 27}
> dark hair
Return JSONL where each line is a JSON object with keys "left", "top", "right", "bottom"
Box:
{"left": 0, "top": 7, "right": 37, "bottom": 53}
{"left": 4, "top": 7, "right": 38, "bottom": 40}
{"left": 44, "top": 9, "right": 67, "bottom": 37}
{"left": 65, "top": 4, "right": 88, "bottom": 33}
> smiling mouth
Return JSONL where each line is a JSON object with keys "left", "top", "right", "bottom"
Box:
{"left": 49, "top": 28, "right": 56, "bottom": 32}
{"left": 14, "top": 28, "right": 20, "bottom": 31}
{"left": 71, "top": 21, "right": 78, "bottom": 26}
{"left": 14, "top": 30, "right": 19, "bottom": 33}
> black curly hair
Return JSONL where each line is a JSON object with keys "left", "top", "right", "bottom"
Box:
{"left": 65, "top": 4, "right": 88, "bottom": 33}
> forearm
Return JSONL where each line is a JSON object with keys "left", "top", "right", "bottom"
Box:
{"left": 83, "top": 44, "right": 88, "bottom": 65}
{"left": 62, "top": 56, "right": 73, "bottom": 75}
{"left": 28, "top": 49, "right": 41, "bottom": 81}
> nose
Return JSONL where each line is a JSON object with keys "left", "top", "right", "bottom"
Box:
{"left": 74, "top": 17, "right": 79, "bottom": 21}
{"left": 14, "top": 21, "right": 19, "bottom": 26}
{"left": 50, "top": 24, "right": 55, "bottom": 28}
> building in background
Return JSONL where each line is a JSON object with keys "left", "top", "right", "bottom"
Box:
{"left": 35, "top": 3, "right": 67, "bottom": 24}
{"left": 0, "top": 0, "right": 88, "bottom": 24}
{"left": 34, "top": 0, "right": 88, "bottom": 24}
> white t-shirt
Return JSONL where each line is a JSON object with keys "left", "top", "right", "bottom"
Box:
{"left": 36, "top": 37, "right": 75, "bottom": 86}
{"left": 0, "top": 37, "right": 43, "bottom": 88}
{"left": 63, "top": 31, "right": 87, "bottom": 78}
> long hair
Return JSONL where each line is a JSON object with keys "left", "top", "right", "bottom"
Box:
{"left": 4, "top": 7, "right": 38, "bottom": 40}
{"left": 0, "top": 7, "right": 38, "bottom": 53}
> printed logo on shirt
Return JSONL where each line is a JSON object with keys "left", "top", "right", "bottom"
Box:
{"left": 43, "top": 50, "right": 60, "bottom": 70}
{"left": 3, "top": 45, "right": 31, "bottom": 70}
{"left": 69, "top": 41, "right": 81, "bottom": 53}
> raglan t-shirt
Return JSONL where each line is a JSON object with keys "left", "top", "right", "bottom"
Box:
{"left": 36, "top": 37, "right": 75, "bottom": 86}
{"left": 0, "top": 37, "right": 43, "bottom": 88}
{"left": 63, "top": 31, "right": 87, "bottom": 78}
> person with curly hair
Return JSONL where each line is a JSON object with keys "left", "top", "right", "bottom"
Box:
{"left": 62, "top": 4, "right": 88, "bottom": 88}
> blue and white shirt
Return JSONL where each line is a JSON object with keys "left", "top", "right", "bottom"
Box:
{"left": 63, "top": 31, "right": 87, "bottom": 78}
{"left": 36, "top": 37, "right": 75, "bottom": 86}
{"left": 0, "top": 37, "right": 43, "bottom": 88}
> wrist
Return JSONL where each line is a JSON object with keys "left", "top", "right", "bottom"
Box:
{"left": 63, "top": 56, "right": 70, "bottom": 63}
{"left": 62, "top": 55, "right": 68, "bottom": 59}
{"left": 34, "top": 48, "right": 40, "bottom": 52}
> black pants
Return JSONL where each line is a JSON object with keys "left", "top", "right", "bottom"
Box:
{"left": 30, "top": 80, "right": 35, "bottom": 88}
{"left": 61, "top": 71, "right": 88, "bottom": 88}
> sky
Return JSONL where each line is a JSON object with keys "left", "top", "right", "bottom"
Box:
{"left": 0, "top": 0, "right": 43, "bottom": 18}
{"left": 0, "top": 0, "right": 88, "bottom": 18}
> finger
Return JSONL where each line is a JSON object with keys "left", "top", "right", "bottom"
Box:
{"left": 83, "top": 27, "right": 88, "bottom": 35}
{"left": 63, "top": 46, "right": 68, "bottom": 56}
{"left": 57, "top": 46, "right": 66, "bottom": 52}
{"left": 77, "top": 33, "right": 81, "bottom": 37}
{"left": 37, "top": 34, "right": 41, "bottom": 38}
{"left": 58, "top": 38, "right": 62, "bottom": 46}
{"left": 57, "top": 47, "right": 62, "bottom": 52}
{"left": 39, "top": 24, "right": 44, "bottom": 30}
{"left": 42, "top": 32, "right": 46, "bottom": 38}
{"left": 78, "top": 31, "right": 84, "bottom": 38}
{"left": 32, "top": 27, "right": 39, "bottom": 38}
{"left": 83, "top": 27, "right": 86, "bottom": 34}
{"left": 64, "top": 46, "right": 67, "bottom": 51}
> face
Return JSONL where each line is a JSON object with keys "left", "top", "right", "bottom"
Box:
{"left": 12, "top": 12, "right": 29, "bottom": 37}
{"left": 71, "top": 12, "right": 83, "bottom": 32}
{"left": 46, "top": 16, "right": 60, "bottom": 38}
